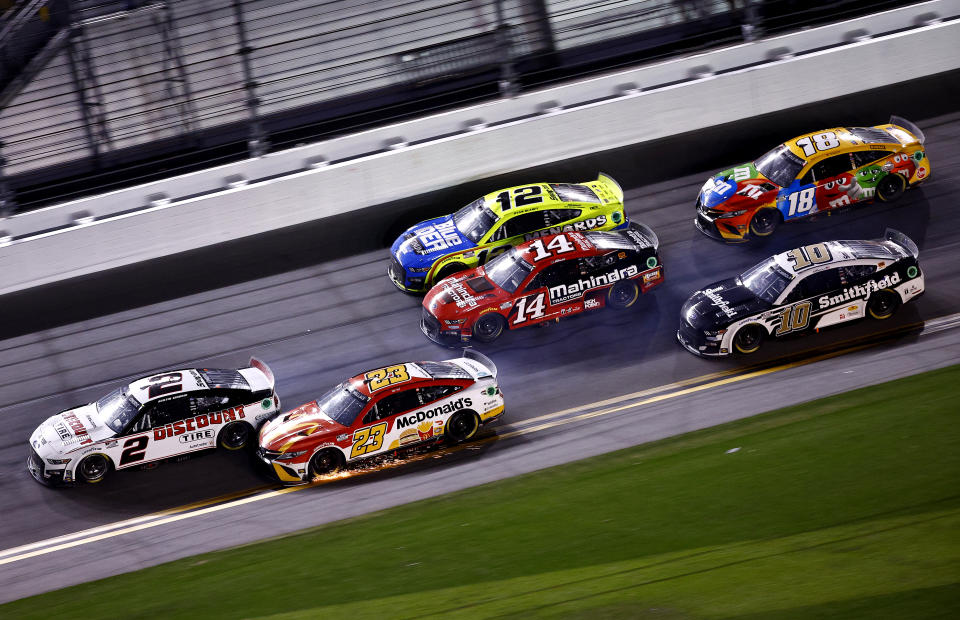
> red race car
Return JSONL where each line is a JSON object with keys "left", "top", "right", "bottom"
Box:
{"left": 421, "top": 223, "right": 663, "bottom": 345}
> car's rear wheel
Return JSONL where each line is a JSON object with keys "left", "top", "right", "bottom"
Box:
{"left": 867, "top": 289, "right": 900, "bottom": 319}
{"left": 733, "top": 324, "right": 765, "bottom": 354}
{"left": 473, "top": 313, "right": 506, "bottom": 343}
{"left": 309, "top": 448, "right": 344, "bottom": 477}
{"left": 749, "top": 207, "right": 781, "bottom": 237}
{"left": 218, "top": 421, "right": 253, "bottom": 451}
{"left": 445, "top": 410, "right": 480, "bottom": 444}
{"left": 432, "top": 263, "right": 467, "bottom": 286}
{"left": 607, "top": 280, "right": 639, "bottom": 310}
{"left": 877, "top": 173, "right": 906, "bottom": 202}
{"left": 77, "top": 454, "right": 110, "bottom": 484}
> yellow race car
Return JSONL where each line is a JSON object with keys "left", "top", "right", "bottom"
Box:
{"left": 389, "top": 174, "right": 628, "bottom": 292}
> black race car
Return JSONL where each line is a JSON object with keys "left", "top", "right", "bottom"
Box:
{"left": 677, "top": 229, "right": 924, "bottom": 357}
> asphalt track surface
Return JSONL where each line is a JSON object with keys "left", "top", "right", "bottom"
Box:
{"left": 1, "top": 103, "right": 959, "bottom": 601}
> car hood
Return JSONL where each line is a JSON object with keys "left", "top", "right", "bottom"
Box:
{"left": 423, "top": 268, "right": 506, "bottom": 319}
{"left": 699, "top": 163, "right": 780, "bottom": 210}
{"left": 392, "top": 215, "right": 478, "bottom": 268}
{"left": 681, "top": 277, "right": 769, "bottom": 330}
{"left": 30, "top": 403, "right": 115, "bottom": 456}
{"left": 258, "top": 402, "right": 347, "bottom": 451}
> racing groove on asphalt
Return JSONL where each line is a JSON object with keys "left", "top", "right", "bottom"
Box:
{"left": 0, "top": 106, "right": 958, "bottom": 593}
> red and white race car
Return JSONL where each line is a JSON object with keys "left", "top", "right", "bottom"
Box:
{"left": 420, "top": 223, "right": 663, "bottom": 345}
{"left": 257, "top": 351, "right": 503, "bottom": 483}
{"left": 27, "top": 359, "right": 279, "bottom": 486}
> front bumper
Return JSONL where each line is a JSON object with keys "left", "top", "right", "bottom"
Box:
{"left": 256, "top": 447, "right": 309, "bottom": 484}
{"left": 695, "top": 201, "right": 749, "bottom": 243}
{"left": 676, "top": 321, "right": 726, "bottom": 358}
{"left": 420, "top": 309, "right": 470, "bottom": 347}
{"left": 27, "top": 447, "right": 65, "bottom": 487}
{"left": 388, "top": 257, "right": 429, "bottom": 294}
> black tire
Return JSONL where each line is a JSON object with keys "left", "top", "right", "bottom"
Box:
{"left": 733, "top": 323, "right": 765, "bottom": 355}
{"left": 77, "top": 454, "right": 110, "bottom": 484}
{"left": 867, "top": 289, "right": 900, "bottom": 320}
{"left": 445, "top": 410, "right": 480, "bottom": 444}
{"left": 218, "top": 421, "right": 253, "bottom": 451}
{"left": 309, "top": 448, "right": 344, "bottom": 477}
{"left": 749, "top": 208, "right": 781, "bottom": 237}
{"left": 607, "top": 280, "right": 640, "bottom": 310}
{"left": 473, "top": 313, "right": 506, "bottom": 343}
{"left": 432, "top": 263, "right": 467, "bottom": 286}
{"left": 877, "top": 173, "right": 906, "bottom": 202}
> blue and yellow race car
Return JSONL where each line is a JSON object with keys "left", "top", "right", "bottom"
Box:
{"left": 389, "top": 174, "right": 628, "bottom": 293}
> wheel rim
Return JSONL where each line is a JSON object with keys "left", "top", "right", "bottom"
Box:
{"left": 610, "top": 283, "right": 638, "bottom": 307}
{"left": 870, "top": 293, "right": 896, "bottom": 318}
{"left": 312, "top": 451, "right": 338, "bottom": 475}
{"left": 878, "top": 176, "right": 903, "bottom": 201}
{"left": 736, "top": 326, "right": 762, "bottom": 353}
{"left": 450, "top": 413, "right": 478, "bottom": 440}
{"left": 751, "top": 210, "right": 778, "bottom": 235}
{"left": 223, "top": 423, "right": 249, "bottom": 450}
{"left": 80, "top": 455, "right": 107, "bottom": 481}
{"left": 475, "top": 315, "right": 502, "bottom": 338}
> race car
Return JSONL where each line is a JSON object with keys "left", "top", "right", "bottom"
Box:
{"left": 420, "top": 222, "right": 663, "bottom": 346}
{"left": 677, "top": 229, "right": 923, "bottom": 357}
{"left": 257, "top": 350, "right": 503, "bottom": 483}
{"left": 27, "top": 359, "right": 279, "bottom": 486}
{"left": 695, "top": 117, "right": 930, "bottom": 242}
{"left": 389, "top": 173, "right": 628, "bottom": 293}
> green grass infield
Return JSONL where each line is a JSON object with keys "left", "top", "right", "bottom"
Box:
{"left": 4, "top": 365, "right": 959, "bottom": 619}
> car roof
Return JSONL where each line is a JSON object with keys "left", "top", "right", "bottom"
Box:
{"left": 771, "top": 240, "right": 904, "bottom": 276}
{"left": 782, "top": 126, "right": 904, "bottom": 162}
{"left": 482, "top": 181, "right": 605, "bottom": 218}
{"left": 347, "top": 362, "right": 451, "bottom": 398}
{"left": 127, "top": 368, "right": 232, "bottom": 403}
{"left": 512, "top": 231, "right": 603, "bottom": 262}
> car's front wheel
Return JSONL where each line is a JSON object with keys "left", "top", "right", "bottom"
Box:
{"left": 867, "top": 289, "right": 900, "bottom": 320}
{"left": 309, "top": 448, "right": 344, "bottom": 477}
{"left": 77, "top": 454, "right": 110, "bottom": 484}
{"left": 445, "top": 410, "right": 480, "bottom": 444}
{"left": 218, "top": 422, "right": 253, "bottom": 451}
{"left": 473, "top": 313, "right": 506, "bottom": 343}
{"left": 749, "top": 207, "right": 781, "bottom": 237}
{"left": 733, "top": 324, "right": 765, "bottom": 354}
{"left": 607, "top": 280, "right": 639, "bottom": 310}
{"left": 877, "top": 173, "right": 906, "bottom": 202}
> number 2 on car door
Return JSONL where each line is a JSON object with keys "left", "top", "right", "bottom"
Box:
{"left": 351, "top": 422, "right": 387, "bottom": 458}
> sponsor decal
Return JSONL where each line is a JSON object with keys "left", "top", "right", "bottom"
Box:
{"left": 443, "top": 280, "right": 479, "bottom": 309}
{"left": 179, "top": 430, "right": 214, "bottom": 444}
{"left": 703, "top": 287, "right": 738, "bottom": 319}
{"left": 336, "top": 433, "right": 350, "bottom": 442}
{"left": 261, "top": 399, "right": 272, "bottom": 410}
{"left": 521, "top": 215, "right": 608, "bottom": 241}
{"left": 61, "top": 412, "right": 93, "bottom": 445}
{"left": 153, "top": 406, "right": 247, "bottom": 441}
{"left": 736, "top": 185, "right": 765, "bottom": 200}
{"left": 916, "top": 166, "right": 927, "bottom": 179}
{"left": 499, "top": 301, "right": 512, "bottom": 310}
{"left": 395, "top": 397, "right": 472, "bottom": 430}
{"left": 907, "top": 265, "right": 918, "bottom": 278}
{"left": 643, "top": 268, "right": 662, "bottom": 283}
{"left": 548, "top": 265, "right": 639, "bottom": 303}
{"left": 584, "top": 298, "right": 601, "bottom": 309}
{"left": 416, "top": 220, "right": 463, "bottom": 254}
{"left": 817, "top": 272, "right": 902, "bottom": 309}
{"left": 54, "top": 422, "right": 71, "bottom": 442}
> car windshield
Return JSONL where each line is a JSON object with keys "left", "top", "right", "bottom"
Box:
{"left": 754, "top": 144, "right": 805, "bottom": 187}
{"left": 317, "top": 383, "right": 369, "bottom": 426}
{"left": 484, "top": 247, "right": 535, "bottom": 293}
{"left": 97, "top": 387, "right": 142, "bottom": 433}
{"left": 739, "top": 258, "right": 793, "bottom": 304}
{"left": 452, "top": 198, "right": 498, "bottom": 243}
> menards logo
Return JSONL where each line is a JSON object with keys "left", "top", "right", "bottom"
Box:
{"left": 395, "top": 397, "right": 472, "bottom": 430}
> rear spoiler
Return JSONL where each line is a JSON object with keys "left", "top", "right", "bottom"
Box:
{"left": 884, "top": 228, "right": 919, "bottom": 259}
{"left": 248, "top": 357, "right": 276, "bottom": 388}
{"left": 626, "top": 221, "right": 659, "bottom": 251}
{"left": 455, "top": 349, "right": 497, "bottom": 380}
{"left": 597, "top": 172, "right": 624, "bottom": 204}
{"left": 889, "top": 116, "right": 925, "bottom": 145}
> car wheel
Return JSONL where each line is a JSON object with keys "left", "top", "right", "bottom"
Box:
{"left": 218, "top": 421, "right": 253, "bottom": 451}
{"left": 733, "top": 323, "right": 765, "bottom": 354}
{"left": 749, "top": 207, "right": 781, "bottom": 237}
{"left": 473, "top": 313, "right": 506, "bottom": 343}
{"left": 867, "top": 289, "right": 900, "bottom": 319}
{"left": 309, "top": 448, "right": 344, "bottom": 477}
{"left": 445, "top": 410, "right": 480, "bottom": 444}
{"left": 432, "top": 263, "right": 467, "bottom": 286}
{"left": 607, "top": 280, "right": 640, "bottom": 310}
{"left": 877, "top": 173, "right": 906, "bottom": 202}
{"left": 77, "top": 454, "right": 110, "bottom": 484}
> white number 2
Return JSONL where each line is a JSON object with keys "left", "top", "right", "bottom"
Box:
{"left": 796, "top": 132, "right": 840, "bottom": 157}
{"left": 786, "top": 187, "right": 815, "bottom": 216}
{"left": 514, "top": 293, "right": 546, "bottom": 324}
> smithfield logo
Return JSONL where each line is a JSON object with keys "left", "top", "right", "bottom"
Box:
{"left": 818, "top": 273, "right": 902, "bottom": 309}
{"left": 396, "top": 398, "right": 473, "bottom": 430}
{"left": 703, "top": 287, "right": 738, "bottom": 319}
{"left": 522, "top": 215, "right": 607, "bottom": 241}
{"left": 548, "top": 265, "right": 638, "bottom": 303}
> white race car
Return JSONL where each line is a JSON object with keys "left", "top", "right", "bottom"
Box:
{"left": 27, "top": 358, "right": 279, "bottom": 486}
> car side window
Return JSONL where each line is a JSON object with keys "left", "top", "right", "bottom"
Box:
{"left": 193, "top": 393, "right": 232, "bottom": 415}
{"left": 502, "top": 211, "right": 551, "bottom": 238}
{"left": 126, "top": 408, "right": 154, "bottom": 434}
{"left": 839, "top": 264, "right": 875, "bottom": 284}
{"left": 366, "top": 389, "right": 421, "bottom": 423}
{"left": 852, "top": 150, "right": 894, "bottom": 168}
{"left": 527, "top": 260, "right": 577, "bottom": 291}
{"left": 418, "top": 385, "right": 459, "bottom": 405}
{"left": 811, "top": 154, "right": 853, "bottom": 182}
{"left": 798, "top": 268, "right": 843, "bottom": 298}
{"left": 543, "top": 209, "right": 580, "bottom": 225}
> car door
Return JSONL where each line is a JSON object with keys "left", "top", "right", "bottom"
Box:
{"left": 510, "top": 259, "right": 580, "bottom": 326}
{"left": 774, "top": 267, "right": 844, "bottom": 338}
{"left": 781, "top": 153, "right": 854, "bottom": 220}
{"left": 116, "top": 394, "right": 195, "bottom": 468}
{"left": 349, "top": 387, "right": 422, "bottom": 460}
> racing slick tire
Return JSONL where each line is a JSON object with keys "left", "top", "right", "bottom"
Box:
{"left": 445, "top": 410, "right": 480, "bottom": 444}
{"left": 877, "top": 173, "right": 906, "bottom": 202}
{"left": 733, "top": 323, "right": 765, "bottom": 354}
{"left": 473, "top": 313, "right": 506, "bottom": 343}
{"left": 867, "top": 289, "right": 900, "bottom": 320}
{"left": 77, "top": 453, "right": 111, "bottom": 484}
{"left": 607, "top": 280, "right": 640, "bottom": 310}
{"left": 432, "top": 263, "right": 467, "bottom": 286}
{"left": 218, "top": 421, "right": 254, "bottom": 451}
{"left": 309, "top": 448, "right": 344, "bottom": 477}
{"left": 749, "top": 207, "right": 782, "bottom": 238}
